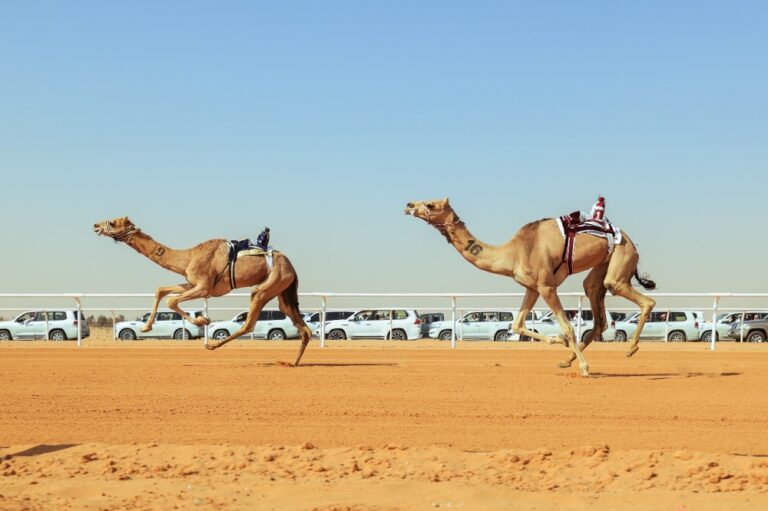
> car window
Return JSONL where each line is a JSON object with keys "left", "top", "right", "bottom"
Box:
{"left": 138, "top": 313, "right": 151, "bottom": 322}
{"left": 580, "top": 311, "right": 594, "bottom": 321}
{"left": 258, "top": 311, "right": 270, "bottom": 321}
{"left": 670, "top": 311, "right": 687, "bottom": 322}
{"left": 51, "top": 311, "right": 67, "bottom": 321}
{"left": 392, "top": 310, "right": 408, "bottom": 320}
{"left": 33, "top": 312, "right": 47, "bottom": 321}
{"left": 272, "top": 311, "right": 286, "bottom": 320}
{"left": 499, "top": 312, "right": 514, "bottom": 322}
{"left": 172, "top": 312, "right": 183, "bottom": 321}
{"left": 157, "top": 312, "right": 175, "bottom": 322}
{"left": 16, "top": 312, "right": 35, "bottom": 323}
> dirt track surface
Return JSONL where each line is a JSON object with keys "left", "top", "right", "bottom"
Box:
{"left": 2, "top": 333, "right": 768, "bottom": 510}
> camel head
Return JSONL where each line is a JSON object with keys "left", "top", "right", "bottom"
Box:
{"left": 404, "top": 198, "right": 455, "bottom": 225}
{"left": 93, "top": 216, "right": 139, "bottom": 242}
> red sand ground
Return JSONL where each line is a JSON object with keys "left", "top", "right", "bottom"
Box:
{"left": 1, "top": 331, "right": 767, "bottom": 510}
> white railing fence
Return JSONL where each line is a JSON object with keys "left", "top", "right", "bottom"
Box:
{"left": 0, "top": 292, "right": 767, "bottom": 351}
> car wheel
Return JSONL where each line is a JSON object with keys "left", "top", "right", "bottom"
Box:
{"left": 615, "top": 330, "right": 627, "bottom": 342}
{"left": 700, "top": 330, "right": 719, "bottom": 343}
{"left": 327, "top": 329, "right": 346, "bottom": 340}
{"left": 174, "top": 329, "right": 192, "bottom": 340}
{"left": 581, "top": 330, "right": 593, "bottom": 343}
{"left": 668, "top": 330, "right": 686, "bottom": 342}
{"left": 388, "top": 329, "right": 407, "bottom": 340}
{"left": 0, "top": 330, "right": 12, "bottom": 341}
{"left": 49, "top": 329, "right": 67, "bottom": 341}
{"left": 520, "top": 334, "right": 531, "bottom": 342}
{"left": 212, "top": 329, "right": 229, "bottom": 341}
{"left": 747, "top": 330, "right": 766, "bottom": 343}
{"left": 438, "top": 330, "right": 453, "bottom": 341}
{"left": 268, "top": 329, "right": 286, "bottom": 340}
{"left": 494, "top": 330, "right": 508, "bottom": 341}
{"left": 119, "top": 329, "right": 137, "bottom": 340}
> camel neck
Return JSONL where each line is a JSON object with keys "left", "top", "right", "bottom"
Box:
{"left": 441, "top": 213, "right": 513, "bottom": 275}
{"left": 124, "top": 231, "right": 190, "bottom": 276}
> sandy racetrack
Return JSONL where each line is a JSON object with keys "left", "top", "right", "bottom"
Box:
{"left": 2, "top": 330, "right": 767, "bottom": 510}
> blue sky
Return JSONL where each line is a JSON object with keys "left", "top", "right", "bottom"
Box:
{"left": 1, "top": 1, "right": 766, "bottom": 306}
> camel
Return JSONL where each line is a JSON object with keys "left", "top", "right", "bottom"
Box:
{"left": 404, "top": 198, "right": 656, "bottom": 376}
{"left": 93, "top": 217, "right": 313, "bottom": 366}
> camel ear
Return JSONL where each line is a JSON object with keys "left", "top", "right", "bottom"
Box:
{"left": 444, "top": 198, "right": 450, "bottom": 205}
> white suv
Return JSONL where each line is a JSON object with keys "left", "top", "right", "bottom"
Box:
{"left": 0, "top": 309, "right": 89, "bottom": 341}
{"left": 303, "top": 311, "right": 354, "bottom": 336}
{"left": 522, "top": 309, "right": 618, "bottom": 342}
{"left": 614, "top": 311, "right": 701, "bottom": 342}
{"left": 209, "top": 310, "right": 300, "bottom": 341}
{"left": 317, "top": 309, "right": 422, "bottom": 340}
{"left": 115, "top": 309, "right": 205, "bottom": 340}
{"left": 428, "top": 311, "right": 515, "bottom": 341}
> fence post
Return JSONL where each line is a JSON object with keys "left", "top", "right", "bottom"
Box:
{"left": 576, "top": 296, "right": 583, "bottom": 344}
{"left": 203, "top": 298, "right": 209, "bottom": 348}
{"left": 740, "top": 311, "right": 745, "bottom": 343}
{"left": 451, "top": 296, "right": 457, "bottom": 349}
{"left": 710, "top": 297, "right": 720, "bottom": 351}
{"left": 111, "top": 310, "right": 117, "bottom": 340}
{"left": 320, "top": 296, "right": 327, "bottom": 348}
{"left": 664, "top": 309, "right": 670, "bottom": 342}
{"left": 73, "top": 298, "right": 82, "bottom": 347}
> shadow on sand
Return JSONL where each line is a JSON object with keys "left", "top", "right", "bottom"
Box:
{"left": 262, "top": 362, "right": 399, "bottom": 368}
{"left": 588, "top": 371, "right": 741, "bottom": 380}
{"left": 9, "top": 444, "right": 79, "bottom": 458}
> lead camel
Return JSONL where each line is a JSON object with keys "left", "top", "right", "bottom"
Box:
{"left": 404, "top": 198, "right": 656, "bottom": 376}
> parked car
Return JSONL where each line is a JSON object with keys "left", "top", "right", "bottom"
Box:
{"left": 303, "top": 311, "right": 354, "bottom": 336}
{"left": 700, "top": 312, "right": 768, "bottom": 342}
{"left": 0, "top": 309, "right": 89, "bottom": 341}
{"left": 725, "top": 317, "right": 768, "bottom": 343}
{"left": 521, "top": 309, "right": 617, "bottom": 342}
{"left": 317, "top": 309, "right": 422, "bottom": 340}
{"left": 419, "top": 312, "right": 445, "bottom": 337}
{"left": 428, "top": 311, "right": 515, "bottom": 341}
{"left": 614, "top": 311, "right": 701, "bottom": 342}
{"left": 115, "top": 309, "right": 205, "bottom": 340}
{"left": 208, "top": 310, "right": 301, "bottom": 341}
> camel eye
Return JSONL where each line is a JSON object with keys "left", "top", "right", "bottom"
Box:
{"left": 108, "top": 221, "right": 115, "bottom": 227}
{"left": 426, "top": 203, "right": 434, "bottom": 210}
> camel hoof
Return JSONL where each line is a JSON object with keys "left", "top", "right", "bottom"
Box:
{"left": 626, "top": 345, "right": 639, "bottom": 358}
{"left": 579, "top": 364, "right": 590, "bottom": 377}
{"left": 205, "top": 342, "right": 218, "bottom": 351}
{"left": 558, "top": 360, "right": 573, "bottom": 369}
{"left": 140, "top": 325, "right": 152, "bottom": 333}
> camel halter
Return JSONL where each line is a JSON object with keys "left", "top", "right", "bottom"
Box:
{"left": 427, "top": 212, "right": 463, "bottom": 244}
{"left": 105, "top": 224, "right": 139, "bottom": 243}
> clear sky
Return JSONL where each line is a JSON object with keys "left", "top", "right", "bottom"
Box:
{"left": 1, "top": 1, "right": 766, "bottom": 306}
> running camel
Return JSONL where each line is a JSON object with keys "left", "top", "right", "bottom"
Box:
{"left": 93, "top": 217, "right": 313, "bottom": 366}
{"left": 404, "top": 198, "right": 656, "bottom": 377}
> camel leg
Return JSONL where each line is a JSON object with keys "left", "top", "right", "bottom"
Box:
{"left": 166, "top": 284, "right": 215, "bottom": 327}
{"left": 510, "top": 288, "right": 568, "bottom": 345}
{"left": 607, "top": 281, "right": 655, "bottom": 358}
{"left": 277, "top": 285, "right": 313, "bottom": 366}
{"left": 142, "top": 283, "right": 193, "bottom": 332}
{"left": 539, "top": 285, "right": 590, "bottom": 376}
{"left": 206, "top": 269, "right": 288, "bottom": 350}
{"left": 559, "top": 263, "right": 609, "bottom": 368}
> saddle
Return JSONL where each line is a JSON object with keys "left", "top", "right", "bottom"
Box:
{"left": 556, "top": 212, "right": 622, "bottom": 274}
{"left": 225, "top": 227, "right": 274, "bottom": 289}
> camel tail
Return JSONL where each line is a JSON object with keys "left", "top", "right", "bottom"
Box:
{"left": 633, "top": 269, "right": 656, "bottom": 290}
{"left": 284, "top": 275, "right": 301, "bottom": 310}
